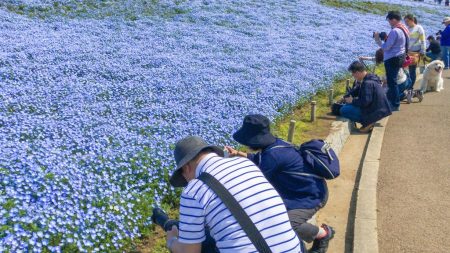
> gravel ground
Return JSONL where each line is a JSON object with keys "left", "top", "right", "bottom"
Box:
{"left": 378, "top": 70, "right": 450, "bottom": 253}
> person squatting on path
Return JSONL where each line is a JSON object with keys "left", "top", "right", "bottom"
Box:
{"left": 339, "top": 61, "right": 392, "bottom": 133}
{"left": 225, "top": 114, "right": 335, "bottom": 253}
{"left": 404, "top": 14, "right": 426, "bottom": 89}
{"left": 374, "top": 11, "right": 409, "bottom": 111}
{"left": 426, "top": 35, "right": 442, "bottom": 61}
{"left": 155, "top": 136, "right": 302, "bottom": 253}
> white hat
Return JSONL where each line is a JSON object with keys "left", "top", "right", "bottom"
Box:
{"left": 443, "top": 17, "right": 450, "bottom": 24}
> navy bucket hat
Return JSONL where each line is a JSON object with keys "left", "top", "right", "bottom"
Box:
{"left": 232, "top": 114, "right": 276, "bottom": 148}
{"left": 169, "top": 136, "right": 223, "bottom": 188}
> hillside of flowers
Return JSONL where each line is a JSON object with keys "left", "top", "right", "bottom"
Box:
{"left": 0, "top": 0, "right": 444, "bottom": 251}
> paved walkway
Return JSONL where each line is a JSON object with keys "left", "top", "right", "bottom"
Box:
{"left": 378, "top": 70, "right": 450, "bottom": 252}
{"left": 316, "top": 132, "right": 369, "bottom": 253}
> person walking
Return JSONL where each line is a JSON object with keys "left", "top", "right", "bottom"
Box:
{"left": 374, "top": 11, "right": 408, "bottom": 111}
{"left": 440, "top": 17, "right": 450, "bottom": 68}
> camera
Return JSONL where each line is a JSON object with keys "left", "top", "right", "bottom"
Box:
{"left": 373, "top": 32, "right": 387, "bottom": 41}
{"left": 151, "top": 207, "right": 179, "bottom": 231}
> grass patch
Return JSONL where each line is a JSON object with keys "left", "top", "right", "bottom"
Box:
{"left": 320, "top": 0, "right": 439, "bottom": 16}
{"left": 0, "top": 0, "right": 190, "bottom": 20}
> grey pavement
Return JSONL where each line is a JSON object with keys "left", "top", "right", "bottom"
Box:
{"left": 377, "top": 70, "right": 450, "bottom": 252}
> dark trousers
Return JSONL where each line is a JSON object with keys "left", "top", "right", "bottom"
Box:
{"left": 384, "top": 55, "right": 405, "bottom": 109}
{"left": 408, "top": 64, "right": 417, "bottom": 90}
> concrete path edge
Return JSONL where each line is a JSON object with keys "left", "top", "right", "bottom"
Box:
{"left": 352, "top": 116, "right": 389, "bottom": 253}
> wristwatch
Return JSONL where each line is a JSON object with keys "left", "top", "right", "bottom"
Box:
{"left": 167, "top": 236, "right": 178, "bottom": 250}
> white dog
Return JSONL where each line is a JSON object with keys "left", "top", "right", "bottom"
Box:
{"left": 420, "top": 60, "right": 444, "bottom": 92}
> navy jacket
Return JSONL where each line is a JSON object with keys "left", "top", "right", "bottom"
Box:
{"left": 352, "top": 73, "right": 392, "bottom": 127}
{"left": 441, "top": 25, "right": 450, "bottom": 47}
{"left": 344, "top": 80, "right": 361, "bottom": 98}
{"left": 247, "top": 138, "right": 328, "bottom": 210}
{"left": 427, "top": 39, "right": 441, "bottom": 54}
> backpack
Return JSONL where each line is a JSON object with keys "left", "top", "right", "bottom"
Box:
{"left": 298, "top": 139, "right": 340, "bottom": 180}
{"left": 265, "top": 139, "right": 340, "bottom": 180}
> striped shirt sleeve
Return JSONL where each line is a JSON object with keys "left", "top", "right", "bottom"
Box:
{"left": 178, "top": 193, "right": 206, "bottom": 244}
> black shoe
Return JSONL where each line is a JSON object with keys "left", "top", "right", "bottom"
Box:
{"left": 309, "top": 224, "right": 335, "bottom": 253}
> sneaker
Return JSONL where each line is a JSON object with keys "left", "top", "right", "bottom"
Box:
{"left": 309, "top": 224, "right": 335, "bottom": 253}
{"left": 406, "top": 90, "right": 412, "bottom": 104}
{"left": 416, "top": 90, "right": 424, "bottom": 103}
{"left": 359, "top": 123, "right": 375, "bottom": 133}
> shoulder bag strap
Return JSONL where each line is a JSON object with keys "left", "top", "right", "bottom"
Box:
{"left": 198, "top": 172, "right": 272, "bottom": 253}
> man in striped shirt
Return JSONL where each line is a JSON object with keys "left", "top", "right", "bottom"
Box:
{"left": 164, "top": 136, "right": 302, "bottom": 253}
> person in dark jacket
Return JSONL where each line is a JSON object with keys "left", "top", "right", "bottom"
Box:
{"left": 225, "top": 114, "right": 335, "bottom": 253}
{"left": 339, "top": 61, "right": 392, "bottom": 133}
{"left": 440, "top": 17, "right": 450, "bottom": 68}
{"left": 426, "top": 35, "right": 442, "bottom": 61}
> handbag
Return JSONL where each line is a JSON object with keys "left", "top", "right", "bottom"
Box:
{"left": 398, "top": 27, "right": 413, "bottom": 68}
{"left": 331, "top": 102, "right": 344, "bottom": 116}
{"left": 407, "top": 52, "right": 420, "bottom": 65}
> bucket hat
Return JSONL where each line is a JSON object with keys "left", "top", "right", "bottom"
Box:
{"left": 232, "top": 114, "right": 276, "bottom": 148}
{"left": 169, "top": 136, "right": 223, "bottom": 187}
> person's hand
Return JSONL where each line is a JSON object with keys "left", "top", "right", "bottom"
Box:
{"left": 373, "top": 32, "right": 380, "bottom": 40}
{"left": 345, "top": 96, "right": 353, "bottom": 103}
{"left": 224, "top": 146, "right": 240, "bottom": 157}
{"left": 167, "top": 225, "right": 178, "bottom": 238}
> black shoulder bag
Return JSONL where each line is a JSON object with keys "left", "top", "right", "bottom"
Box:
{"left": 198, "top": 172, "right": 272, "bottom": 253}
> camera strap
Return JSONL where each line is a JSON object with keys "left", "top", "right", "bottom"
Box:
{"left": 198, "top": 172, "right": 273, "bottom": 253}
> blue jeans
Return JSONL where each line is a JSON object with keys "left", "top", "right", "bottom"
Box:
{"left": 442, "top": 46, "right": 450, "bottom": 68}
{"left": 340, "top": 104, "right": 362, "bottom": 123}
{"left": 426, "top": 52, "right": 441, "bottom": 61}
{"left": 384, "top": 55, "right": 405, "bottom": 109}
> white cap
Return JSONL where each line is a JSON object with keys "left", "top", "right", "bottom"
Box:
{"left": 443, "top": 17, "right": 450, "bottom": 24}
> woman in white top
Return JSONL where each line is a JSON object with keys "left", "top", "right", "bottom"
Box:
{"left": 404, "top": 14, "right": 426, "bottom": 89}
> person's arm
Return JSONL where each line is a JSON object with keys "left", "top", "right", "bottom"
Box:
{"left": 168, "top": 193, "right": 205, "bottom": 253}
{"left": 358, "top": 56, "right": 376, "bottom": 61}
{"left": 257, "top": 151, "right": 279, "bottom": 180}
{"left": 352, "top": 81, "right": 374, "bottom": 107}
{"left": 419, "top": 26, "right": 426, "bottom": 54}
{"left": 378, "top": 30, "right": 398, "bottom": 51}
{"left": 167, "top": 226, "right": 201, "bottom": 253}
{"left": 224, "top": 146, "right": 247, "bottom": 158}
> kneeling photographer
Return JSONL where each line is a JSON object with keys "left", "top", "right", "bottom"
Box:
{"left": 152, "top": 136, "right": 302, "bottom": 253}
{"left": 339, "top": 61, "right": 392, "bottom": 133}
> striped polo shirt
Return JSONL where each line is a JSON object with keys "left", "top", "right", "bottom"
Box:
{"left": 178, "top": 153, "right": 302, "bottom": 253}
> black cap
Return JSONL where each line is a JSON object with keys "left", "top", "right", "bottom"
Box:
{"left": 232, "top": 114, "right": 276, "bottom": 148}
{"left": 169, "top": 136, "right": 224, "bottom": 187}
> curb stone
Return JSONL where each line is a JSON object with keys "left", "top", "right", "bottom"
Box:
{"left": 352, "top": 116, "right": 389, "bottom": 253}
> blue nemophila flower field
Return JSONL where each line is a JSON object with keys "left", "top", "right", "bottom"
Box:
{"left": 0, "top": 0, "right": 443, "bottom": 251}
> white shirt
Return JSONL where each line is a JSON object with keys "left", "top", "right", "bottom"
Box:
{"left": 178, "top": 153, "right": 302, "bottom": 253}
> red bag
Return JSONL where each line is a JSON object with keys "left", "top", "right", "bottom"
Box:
{"left": 402, "top": 55, "right": 414, "bottom": 68}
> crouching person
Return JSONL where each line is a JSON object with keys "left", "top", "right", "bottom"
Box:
{"left": 154, "top": 136, "right": 302, "bottom": 253}
{"left": 226, "top": 114, "right": 334, "bottom": 253}
{"left": 340, "top": 61, "right": 392, "bottom": 133}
